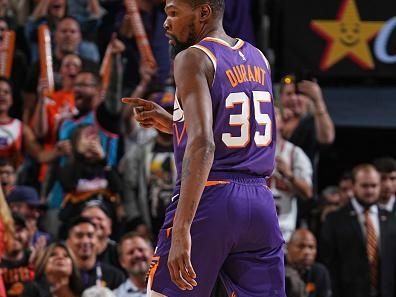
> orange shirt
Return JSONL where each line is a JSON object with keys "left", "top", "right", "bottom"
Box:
{"left": 46, "top": 90, "right": 76, "bottom": 147}
{"left": 39, "top": 90, "right": 75, "bottom": 182}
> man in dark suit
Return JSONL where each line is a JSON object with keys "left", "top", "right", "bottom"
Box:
{"left": 382, "top": 213, "right": 396, "bottom": 297}
{"left": 320, "top": 164, "right": 388, "bottom": 297}
{"left": 373, "top": 157, "right": 396, "bottom": 216}
{"left": 287, "top": 228, "right": 332, "bottom": 297}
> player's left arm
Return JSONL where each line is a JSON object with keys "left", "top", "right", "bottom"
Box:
{"left": 167, "top": 47, "right": 215, "bottom": 291}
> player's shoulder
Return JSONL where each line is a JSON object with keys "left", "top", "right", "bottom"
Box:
{"left": 174, "top": 46, "right": 214, "bottom": 78}
{"left": 175, "top": 46, "right": 211, "bottom": 66}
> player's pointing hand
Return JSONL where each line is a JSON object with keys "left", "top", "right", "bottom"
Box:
{"left": 121, "top": 97, "right": 173, "bottom": 134}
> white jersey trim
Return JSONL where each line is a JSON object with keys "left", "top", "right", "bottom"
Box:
{"left": 256, "top": 48, "right": 271, "bottom": 73}
{"left": 190, "top": 44, "right": 217, "bottom": 85}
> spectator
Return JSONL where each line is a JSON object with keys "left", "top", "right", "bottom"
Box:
{"left": 58, "top": 124, "right": 122, "bottom": 224}
{"left": 81, "top": 200, "right": 120, "bottom": 269}
{"left": 372, "top": 157, "right": 396, "bottom": 215}
{"left": 46, "top": 37, "right": 125, "bottom": 216}
{"left": 320, "top": 164, "right": 388, "bottom": 297}
{"left": 309, "top": 186, "right": 342, "bottom": 241}
{"left": 25, "top": 2, "right": 101, "bottom": 63}
{"left": 24, "top": 0, "right": 67, "bottom": 60}
{"left": 287, "top": 228, "right": 332, "bottom": 297}
{"left": 121, "top": 63, "right": 157, "bottom": 150}
{"left": 382, "top": 212, "right": 396, "bottom": 297}
{"left": 23, "top": 16, "right": 99, "bottom": 123}
{"left": 285, "top": 265, "right": 308, "bottom": 297}
{"left": 114, "top": 232, "right": 154, "bottom": 297}
{"left": 0, "top": 77, "right": 67, "bottom": 172}
{"left": 104, "top": 0, "right": 171, "bottom": 94}
{"left": 31, "top": 53, "right": 80, "bottom": 184}
{"left": 56, "top": 36, "right": 125, "bottom": 161}
{"left": 7, "top": 185, "right": 50, "bottom": 246}
{"left": 52, "top": 16, "right": 100, "bottom": 63}
{"left": 0, "top": 17, "right": 28, "bottom": 119}
{"left": 21, "top": 242, "right": 84, "bottom": 297}
{"left": 319, "top": 186, "right": 342, "bottom": 222}
{"left": 338, "top": 171, "right": 354, "bottom": 206}
{"left": 67, "top": 0, "right": 105, "bottom": 41}
{"left": 120, "top": 89, "right": 175, "bottom": 237}
{"left": 32, "top": 53, "right": 81, "bottom": 142}
{"left": 270, "top": 107, "right": 313, "bottom": 242}
{"left": 65, "top": 216, "right": 124, "bottom": 289}
{"left": 0, "top": 213, "right": 35, "bottom": 296}
{"left": 279, "top": 74, "right": 335, "bottom": 164}
{"left": 0, "top": 0, "right": 16, "bottom": 29}
{"left": 0, "top": 158, "right": 16, "bottom": 196}
{"left": 8, "top": 0, "right": 31, "bottom": 26}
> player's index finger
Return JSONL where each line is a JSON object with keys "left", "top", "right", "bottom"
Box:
{"left": 121, "top": 97, "right": 150, "bottom": 108}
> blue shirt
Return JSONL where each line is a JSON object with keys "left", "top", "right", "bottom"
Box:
{"left": 113, "top": 279, "right": 147, "bottom": 297}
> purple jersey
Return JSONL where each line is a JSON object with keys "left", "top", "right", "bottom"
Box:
{"left": 173, "top": 37, "right": 276, "bottom": 183}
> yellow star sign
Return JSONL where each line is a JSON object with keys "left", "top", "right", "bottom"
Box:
{"left": 311, "top": 0, "right": 384, "bottom": 70}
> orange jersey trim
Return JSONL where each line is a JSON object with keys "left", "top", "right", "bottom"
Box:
{"left": 205, "top": 180, "right": 230, "bottom": 187}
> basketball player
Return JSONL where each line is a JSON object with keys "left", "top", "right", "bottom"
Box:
{"left": 122, "top": 0, "right": 285, "bottom": 296}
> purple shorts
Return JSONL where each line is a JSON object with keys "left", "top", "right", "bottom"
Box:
{"left": 148, "top": 178, "right": 286, "bottom": 297}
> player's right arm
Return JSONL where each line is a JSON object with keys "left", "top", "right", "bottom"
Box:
{"left": 121, "top": 97, "right": 173, "bottom": 134}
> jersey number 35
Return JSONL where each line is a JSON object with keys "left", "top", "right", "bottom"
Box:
{"left": 222, "top": 91, "right": 272, "bottom": 148}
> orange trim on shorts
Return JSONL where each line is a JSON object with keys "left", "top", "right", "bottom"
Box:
{"left": 205, "top": 180, "right": 230, "bottom": 187}
{"left": 166, "top": 227, "right": 172, "bottom": 237}
{"left": 147, "top": 256, "right": 160, "bottom": 290}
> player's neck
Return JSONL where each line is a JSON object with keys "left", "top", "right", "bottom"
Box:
{"left": 200, "top": 25, "right": 235, "bottom": 46}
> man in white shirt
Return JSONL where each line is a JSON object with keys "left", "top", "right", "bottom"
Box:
{"left": 114, "top": 233, "right": 154, "bottom": 297}
{"left": 373, "top": 157, "right": 396, "bottom": 215}
{"left": 271, "top": 107, "right": 313, "bottom": 242}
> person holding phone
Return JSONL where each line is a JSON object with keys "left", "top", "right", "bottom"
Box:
{"left": 279, "top": 74, "right": 335, "bottom": 164}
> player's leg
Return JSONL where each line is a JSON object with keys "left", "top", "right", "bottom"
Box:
{"left": 218, "top": 180, "right": 286, "bottom": 297}
{"left": 219, "top": 243, "right": 285, "bottom": 297}
{"left": 147, "top": 184, "right": 233, "bottom": 297}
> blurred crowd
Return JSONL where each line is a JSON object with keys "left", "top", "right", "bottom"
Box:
{"left": 0, "top": 0, "right": 394, "bottom": 297}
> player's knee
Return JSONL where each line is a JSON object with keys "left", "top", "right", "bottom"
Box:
{"left": 147, "top": 290, "right": 168, "bottom": 297}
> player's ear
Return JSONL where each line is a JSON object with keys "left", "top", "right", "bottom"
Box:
{"left": 199, "top": 4, "right": 212, "bottom": 22}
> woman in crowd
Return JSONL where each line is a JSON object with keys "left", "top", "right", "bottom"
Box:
{"left": 22, "top": 242, "right": 83, "bottom": 297}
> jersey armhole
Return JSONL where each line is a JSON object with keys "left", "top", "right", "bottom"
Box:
{"left": 256, "top": 48, "right": 271, "bottom": 74}
{"left": 190, "top": 44, "right": 217, "bottom": 86}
